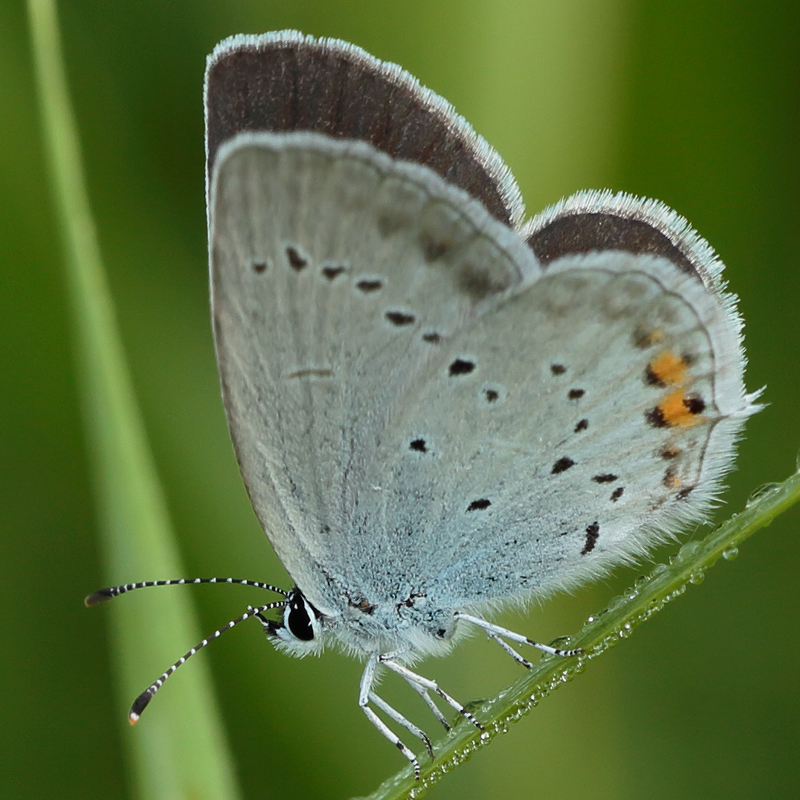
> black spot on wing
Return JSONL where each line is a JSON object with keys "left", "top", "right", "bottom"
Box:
{"left": 552, "top": 456, "right": 576, "bottom": 474}
{"left": 592, "top": 473, "right": 618, "bottom": 484}
{"left": 645, "top": 406, "right": 668, "bottom": 428}
{"left": 449, "top": 358, "right": 475, "bottom": 376}
{"left": 581, "top": 521, "right": 600, "bottom": 555}
{"left": 645, "top": 362, "right": 664, "bottom": 386}
{"left": 385, "top": 310, "right": 416, "bottom": 326}
{"left": 356, "top": 278, "right": 383, "bottom": 293}
{"left": 321, "top": 263, "right": 347, "bottom": 280}
{"left": 684, "top": 395, "right": 706, "bottom": 415}
{"left": 286, "top": 246, "right": 308, "bottom": 270}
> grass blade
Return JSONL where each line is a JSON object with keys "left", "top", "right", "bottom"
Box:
{"left": 26, "top": 1, "right": 242, "bottom": 797}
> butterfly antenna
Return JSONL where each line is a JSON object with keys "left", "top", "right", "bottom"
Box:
{"left": 85, "top": 577, "right": 289, "bottom": 607}
{"left": 129, "top": 601, "right": 286, "bottom": 724}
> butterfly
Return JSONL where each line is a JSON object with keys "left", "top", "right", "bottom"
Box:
{"left": 87, "top": 30, "right": 759, "bottom": 778}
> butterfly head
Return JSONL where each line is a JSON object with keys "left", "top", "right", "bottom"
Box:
{"left": 265, "top": 587, "right": 327, "bottom": 657}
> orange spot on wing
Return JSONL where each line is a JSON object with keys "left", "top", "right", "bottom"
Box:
{"left": 648, "top": 350, "right": 688, "bottom": 386}
{"left": 658, "top": 389, "right": 705, "bottom": 427}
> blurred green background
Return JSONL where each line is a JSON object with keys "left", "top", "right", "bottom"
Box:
{"left": 2, "top": 0, "right": 798, "bottom": 798}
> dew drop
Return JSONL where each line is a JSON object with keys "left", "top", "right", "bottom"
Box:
{"left": 722, "top": 546, "right": 739, "bottom": 561}
{"left": 607, "top": 594, "right": 626, "bottom": 612}
{"left": 746, "top": 482, "right": 779, "bottom": 507}
{"left": 679, "top": 540, "right": 701, "bottom": 560}
{"left": 651, "top": 563, "right": 669, "bottom": 578}
{"left": 689, "top": 570, "right": 705, "bottom": 585}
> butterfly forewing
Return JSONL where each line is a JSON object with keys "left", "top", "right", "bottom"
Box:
{"left": 209, "top": 132, "right": 538, "bottom": 614}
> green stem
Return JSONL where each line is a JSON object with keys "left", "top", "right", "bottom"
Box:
{"left": 26, "top": 1, "right": 242, "bottom": 797}
{"left": 368, "top": 469, "right": 800, "bottom": 800}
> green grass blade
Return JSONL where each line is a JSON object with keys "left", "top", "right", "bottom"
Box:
{"left": 369, "top": 467, "right": 800, "bottom": 800}
{"left": 26, "top": 1, "right": 242, "bottom": 797}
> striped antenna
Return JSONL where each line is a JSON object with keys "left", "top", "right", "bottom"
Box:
{"left": 85, "top": 577, "right": 291, "bottom": 721}
{"left": 85, "top": 577, "right": 289, "bottom": 607}
{"left": 129, "top": 601, "right": 287, "bottom": 723}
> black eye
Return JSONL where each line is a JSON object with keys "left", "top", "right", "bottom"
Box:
{"left": 286, "top": 592, "right": 314, "bottom": 641}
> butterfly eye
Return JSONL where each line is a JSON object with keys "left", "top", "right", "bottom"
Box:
{"left": 285, "top": 590, "right": 316, "bottom": 641}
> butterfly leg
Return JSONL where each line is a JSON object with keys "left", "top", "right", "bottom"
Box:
{"left": 455, "top": 612, "right": 583, "bottom": 657}
{"left": 408, "top": 680, "right": 451, "bottom": 732}
{"left": 380, "top": 656, "right": 484, "bottom": 732}
{"left": 487, "top": 632, "right": 533, "bottom": 669}
{"left": 359, "top": 656, "right": 422, "bottom": 779}
{"left": 369, "top": 692, "right": 435, "bottom": 759}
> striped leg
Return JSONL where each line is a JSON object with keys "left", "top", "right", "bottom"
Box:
{"left": 408, "top": 679, "right": 451, "bottom": 731}
{"left": 455, "top": 612, "right": 584, "bottom": 658}
{"left": 369, "top": 692, "right": 434, "bottom": 759}
{"left": 488, "top": 632, "right": 533, "bottom": 669}
{"left": 380, "top": 657, "right": 484, "bottom": 733}
{"left": 359, "top": 656, "right": 421, "bottom": 780}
